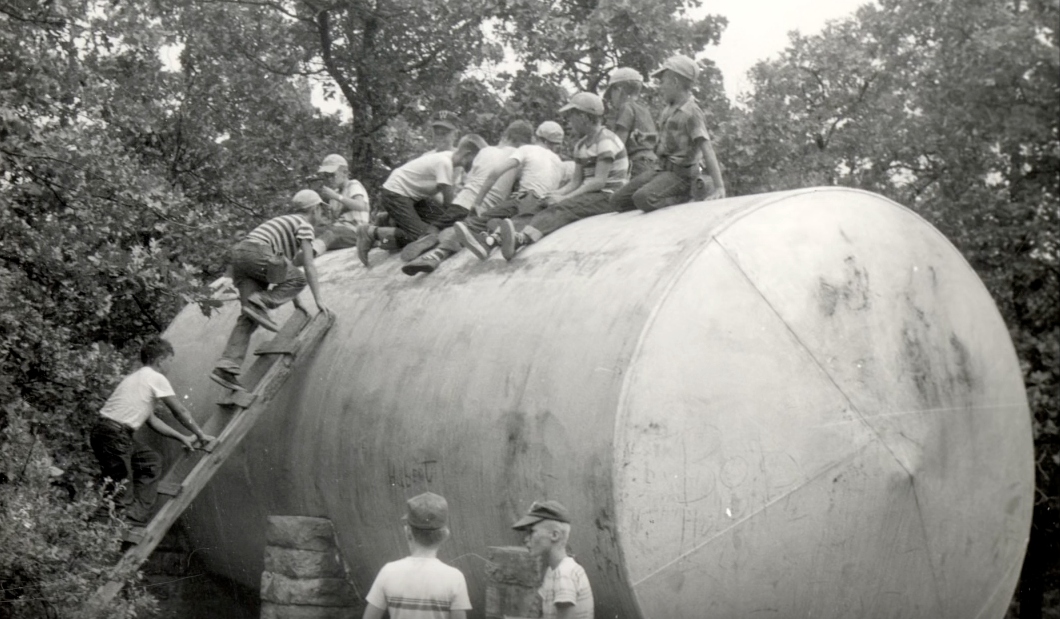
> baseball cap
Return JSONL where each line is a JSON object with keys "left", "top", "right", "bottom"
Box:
{"left": 457, "top": 133, "right": 489, "bottom": 151}
{"left": 651, "top": 55, "right": 698, "bottom": 82}
{"left": 605, "top": 67, "right": 644, "bottom": 92}
{"left": 317, "top": 154, "right": 348, "bottom": 173}
{"left": 535, "top": 121, "right": 565, "bottom": 145}
{"left": 512, "top": 500, "right": 570, "bottom": 530}
{"left": 430, "top": 110, "right": 460, "bottom": 131}
{"left": 558, "top": 92, "right": 605, "bottom": 116}
{"left": 403, "top": 492, "right": 449, "bottom": 530}
{"left": 291, "top": 189, "right": 324, "bottom": 212}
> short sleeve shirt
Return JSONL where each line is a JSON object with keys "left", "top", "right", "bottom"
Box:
{"left": 539, "top": 557, "right": 594, "bottom": 619}
{"left": 655, "top": 96, "right": 710, "bottom": 167}
{"left": 383, "top": 151, "right": 455, "bottom": 199}
{"left": 334, "top": 179, "right": 370, "bottom": 226}
{"left": 365, "top": 556, "right": 472, "bottom": 619}
{"left": 246, "top": 215, "right": 315, "bottom": 261}
{"left": 573, "top": 127, "right": 629, "bottom": 193}
{"left": 510, "top": 144, "right": 565, "bottom": 198}
{"left": 453, "top": 145, "right": 517, "bottom": 213}
{"left": 611, "top": 99, "right": 658, "bottom": 156}
{"left": 99, "top": 367, "right": 176, "bottom": 430}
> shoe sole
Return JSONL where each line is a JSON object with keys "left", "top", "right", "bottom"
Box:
{"left": 241, "top": 305, "right": 280, "bottom": 332}
{"left": 499, "top": 220, "right": 517, "bottom": 261}
{"left": 401, "top": 261, "right": 437, "bottom": 276}
{"left": 400, "top": 234, "right": 438, "bottom": 262}
{"left": 209, "top": 372, "right": 244, "bottom": 391}
{"left": 454, "top": 222, "right": 490, "bottom": 260}
{"left": 356, "top": 226, "right": 373, "bottom": 267}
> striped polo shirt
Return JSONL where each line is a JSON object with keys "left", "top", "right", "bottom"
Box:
{"left": 246, "top": 215, "right": 315, "bottom": 261}
{"left": 573, "top": 126, "right": 629, "bottom": 193}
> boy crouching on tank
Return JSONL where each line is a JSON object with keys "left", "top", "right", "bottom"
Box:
{"left": 362, "top": 492, "right": 472, "bottom": 619}
{"left": 513, "top": 500, "right": 594, "bottom": 619}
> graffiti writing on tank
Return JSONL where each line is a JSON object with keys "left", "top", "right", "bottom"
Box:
{"left": 387, "top": 460, "right": 440, "bottom": 489}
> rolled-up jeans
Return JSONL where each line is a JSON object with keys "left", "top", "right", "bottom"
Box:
{"left": 216, "top": 240, "right": 305, "bottom": 373}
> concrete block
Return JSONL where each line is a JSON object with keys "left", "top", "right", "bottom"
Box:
{"left": 265, "top": 516, "right": 337, "bottom": 551}
{"left": 485, "top": 582, "right": 541, "bottom": 619}
{"left": 485, "top": 546, "right": 543, "bottom": 587}
{"left": 260, "top": 571, "right": 358, "bottom": 607}
{"left": 260, "top": 602, "right": 357, "bottom": 619}
{"left": 265, "top": 546, "right": 345, "bottom": 579}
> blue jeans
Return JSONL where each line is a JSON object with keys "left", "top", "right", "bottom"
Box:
{"left": 524, "top": 192, "right": 613, "bottom": 240}
{"left": 381, "top": 189, "right": 469, "bottom": 247}
{"left": 610, "top": 162, "right": 698, "bottom": 213}
{"left": 90, "top": 419, "right": 162, "bottom": 522}
{"left": 216, "top": 240, "right": 305, "bottom": 373}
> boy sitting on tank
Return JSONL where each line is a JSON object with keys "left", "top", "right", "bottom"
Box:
{"left": 210, "top": 190, "right": 329, "bottom": 391}
{"left": 362, "top": 492, "right": 472, "bottom": 619}
{"left": 305, "top": 153, "right": 370, "bottom": 257}
{"left": 513, "top": 500, "right": 594, "bottom": 619}
{"left": 605, "top": 67, "right": 659, "bottom": 180}
{"left": 610, "top": 55, "right": 726, "bottom": 213}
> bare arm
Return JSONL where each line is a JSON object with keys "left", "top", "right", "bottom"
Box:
{"left": 300, "top": 239, "right": 328, "bottom": 314}
{"left": 320, "top": 187, "right": 367, "bottom": 214}
{"left": 160, "top": 396, "right": 214, "bottom": 443}
{"left": 556, "top": 156, "right": 611, "bottom": 203}
{"left": 472, "top": 158, "right": 520, "bottom": 211}
{"left": 697, "top": 138, "right": 725, "bottom": 200}
{"left": 545, "top": 163, "right": 584, "bottom": 205}
{"left": 438, "top": 183, "right": 454, "bottom": 207}
{"left": 362, "top": 603, "right": 386, "bottom": 619}
{"left": 146, "top": 413, "right": 196, "bottom": 450}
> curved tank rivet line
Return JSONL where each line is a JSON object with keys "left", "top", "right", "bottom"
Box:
{"left": 972, "top": 551, "right": 1030, "bottom": 619}
{"left": 910, "top": 478, "right": 947, "bottom": 614}
{"left": 630, "top": 441, "right": 875, "bottom": 589}
{"left": 813, "top": 402, "right": 1028, "bottom": 427}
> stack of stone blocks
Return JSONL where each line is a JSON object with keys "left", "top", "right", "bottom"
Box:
{"left": 484, "top": 546, "right": 544, "bottom": 619}
{"left": 260, "top": 515, "right": 361, "bottom": 619}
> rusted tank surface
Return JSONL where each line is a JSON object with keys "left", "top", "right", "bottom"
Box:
{"left": 161, "top": 187, "right": 1032, "bottom": 618}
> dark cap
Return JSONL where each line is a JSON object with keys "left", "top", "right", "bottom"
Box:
{"left": 430, "top": 110, "right": 460, "bottom": 131}
{"left": 512, "top": 500, "right": 570, "bottom": 530}
{"left": 403, "top": 492, "right": 449, "bottom": 530}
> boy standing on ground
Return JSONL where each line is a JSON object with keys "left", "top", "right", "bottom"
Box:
{"left": 91, "top": 337, "right": 214, "bottom": 524}
{"left": 495, "top": 92, "right": 629, "bottom": 261}
{"left": 355, "top": 135, "right": 486, "bottom": 267}
{"left": 610, "top": 55, "right": 725, "bottom": 213}
{"left": 401, "top": 120, "right": 535, "bottom": 275}
{"left": 363, "top": 492, "right": 472, "bottom": 619}
{"left": 512, "top": 500, "right": 594, "bottom": 619}
{"left": 605, "top": 67, "right": 658, "bottom": 180}
{"left": 211, "top": 190, "right": 329, "bottom": 391}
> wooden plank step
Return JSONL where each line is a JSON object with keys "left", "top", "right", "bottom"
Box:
{"left": 218, "top": 389, "right": 258, "bottom": 408}
{"left": 157, "top": 481, "right": 182, "bottom": 497}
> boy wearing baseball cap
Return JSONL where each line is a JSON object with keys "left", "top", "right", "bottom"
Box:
{"left": 605, "top": 67, "right": 659, "bottom": 179}
{"left": 493, "top": 92, "right": 629, "bottom": 261}
{"left": 512, "top": 500, "right": 594, "bottom": 619}
{"left": 363, "top": 492, "right": 472, "bottom": 619}
{"left": 610, "top": 54, "right": 726, "bottom": 213}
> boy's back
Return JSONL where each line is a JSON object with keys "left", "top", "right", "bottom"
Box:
{"left": 365, "top": 556, "right": 471, "bottom": 619}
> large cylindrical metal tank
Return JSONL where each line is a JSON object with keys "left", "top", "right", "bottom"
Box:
{"left": 162, "top": 187, "right": 1032, "bottom": 618}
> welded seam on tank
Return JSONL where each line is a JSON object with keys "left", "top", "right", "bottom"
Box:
{"left": 971, "top": 552, "right": 1025, "bottom": 619}
{"left": 630, "top": 441, "right": 874, "bottom": 588}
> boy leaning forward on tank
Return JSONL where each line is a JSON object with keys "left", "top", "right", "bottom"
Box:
{"left": 609, "top": 55, "right": 726, "bottom": 213}
{"left": 513, "top": 500, "right": 594, "bottom": 619}
{"left": 362, "top": 492, "right": 472, "bottom": 619}
{"left": 210, "top": 190, "right": 329, "bottom": 392}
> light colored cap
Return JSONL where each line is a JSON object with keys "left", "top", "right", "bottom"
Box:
{"left": 651, "top": 55, "right": 698, "bottom": 82}
{"left": 605, "top": 67, "right": 644, "bottom": 91}
{"left": 535, "top": 121, "right": 565, "bottom": 144}
{"left": 291, "top": 189, "right": 324, "bottom": 212}
{"left": 317, "top": 154, "right": 348, "bottom": 173}
{"left": 403, "top": 492, "right": 449, "bottom": 530}
{"left": 558, "top": 92, "right": 605, "bottom": 116}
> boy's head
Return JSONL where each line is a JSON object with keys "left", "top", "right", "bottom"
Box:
{"left": 604, "top": 67, "right": 644, "bottom": 107}
{"left": 502, "top": 120, "right": 534, "bottom": 148}
{"left": 430, "top": 111, "right": 461, "bottom": 150}
{"left": 559, "top": 92, "right": 604, "bottom": 138}
{"left": 512, "top": 500, "right": 571, "bottom": 557}
{"left": 317, "top": 154, "right": 349, "bottom": 185}
{"left": 651, "top": 55, "right": 697, "bottom": 103}
{"left": 454, "top": 134, "right": 488, "bottom": 169}
{"left": 140, "top": 337, "right": 174, "bottom": 368}
{"left": 403, "top": 492, "right": 450, "bottom": 549}
{"left": 291, "top": 189, "right": 327, "bottom": 225}
{"left": 534, "top": 121, "right": 565, "bottom": 152}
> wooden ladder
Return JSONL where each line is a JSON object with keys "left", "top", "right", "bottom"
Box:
{"left": 88, "top": 307, "right": 335, "bottom": 609}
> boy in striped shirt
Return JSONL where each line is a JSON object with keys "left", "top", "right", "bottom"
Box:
{"left": 496, "top": 92, "right": 629, "bottom": 261}
{"left": 210, "top": 190, "right": 329, "bottom": 391}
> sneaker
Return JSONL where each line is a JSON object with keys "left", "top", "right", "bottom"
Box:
{"left": 209, "top": 368, "right": 244, "bottom": 391}
{"left": 401, "top": 249, "right": 446, "bottom": 276}
{"left": 499, "top": 219, "right": 522, "bottom": 261}
{"left": 356, "top": 224, "right": 375, "bottom": 267}
{"left": 400, "top": 233, "right": 439, "bottom": 263}
{"left": 454, "top": 222, "right": 492, "bottom": 261}
{"left": 241, "top": 302, "right": 279, "bottom": 332}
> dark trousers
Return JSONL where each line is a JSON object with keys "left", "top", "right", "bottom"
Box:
{"left": 438, "top": 192, "right": 547, "bottom": 251}
{"left": 524, "top": 191, "right": 614, "bottom": 240}
{"left": 381, "top": 188, "right": 469, "bottom": 247}
{"left": 217, "top": 240, "right": 305, "bottom": 373}
{"left": 90, "top": 419, "right": 162, "bottom": 522}
{"left": 610, "top": 162, "right": 698, "bottom": 213}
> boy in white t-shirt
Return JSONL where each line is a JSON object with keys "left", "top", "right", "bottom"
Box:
{"left": 362, "top": 492, "right": 472, "bottom": 619}
{"left": 512, "top": 500, "right": 594, "bottom": 619}
{"left": 90, "top": 337, "right": 214, "bottom": 524}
